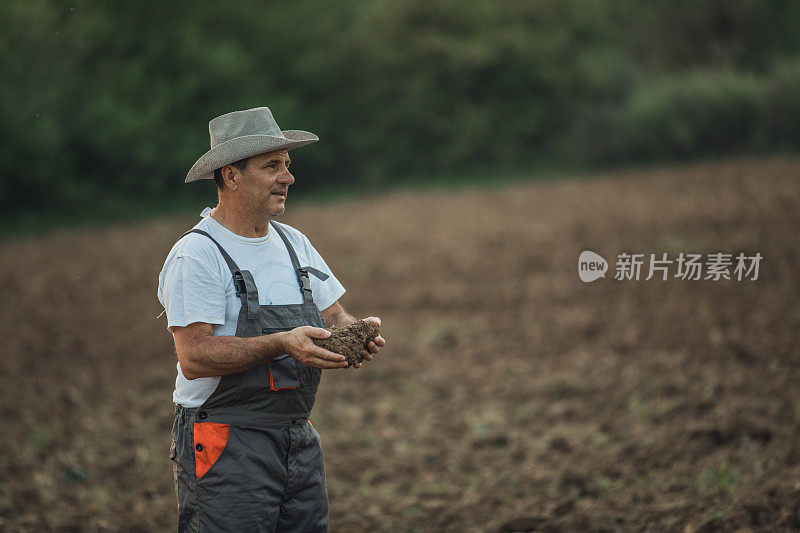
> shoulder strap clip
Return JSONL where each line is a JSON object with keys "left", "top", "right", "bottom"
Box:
{"left": 233, "top": 272, "right": 247, "bottom": 296}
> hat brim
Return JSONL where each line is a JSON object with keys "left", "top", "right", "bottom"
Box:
{"left": 185, "top": 130, "right": 318, "bottom": 182}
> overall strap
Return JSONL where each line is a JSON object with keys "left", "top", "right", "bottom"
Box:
{"left": 178, "top": 229, "right": 241, "bottom": 275}
{"left": 303, "top": 266, "right": 329, "bottom": 281}
{"left": 178, "top": 229, "right": 260, "bottom": 318}
{"left": 269, "top": 221, "right": 314, "bottom": 304}
{"left": 234, "top": 270, "right": 261, "bottom": 319}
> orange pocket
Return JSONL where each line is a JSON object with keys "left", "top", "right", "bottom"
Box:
{"left": 194, "top": 422, "right": 230, "bottom": 480}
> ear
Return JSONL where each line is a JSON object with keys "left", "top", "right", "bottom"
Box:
{"left": 221, "top": 165, "right": 238, "bottom": 190}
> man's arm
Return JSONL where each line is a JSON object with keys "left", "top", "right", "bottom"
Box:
{"left": 321, "top": 301, "right": 386, "bottom": 368}
{"left": 321, "top": 300, "right": 358, "bottom": 328}
{"left": 171, "top": 322, "right": 348, "bottom": 380}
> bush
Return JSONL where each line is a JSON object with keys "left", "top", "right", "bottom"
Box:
{"left": 625, "top": 71, "right": 764, "bottom": 159}
{"left": 572, "top": 70, "right": 768, "bottom": 165}
{"left": 758, "top": 57, "right": 800, "bottom": 150}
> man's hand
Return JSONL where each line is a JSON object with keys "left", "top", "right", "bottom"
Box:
{"left": 280, "top": 326, "right": 350, "bottom": 369}
{"left": 351, "top": 316, "right": 386, "bottom": 369}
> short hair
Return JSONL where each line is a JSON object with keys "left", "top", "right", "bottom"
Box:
{"left": 213, "top": 158, "right": 249, "bottom": 189}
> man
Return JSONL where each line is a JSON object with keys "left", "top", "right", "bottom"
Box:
{"left": 157, "top": 107, "right": 385, "bottom": 532}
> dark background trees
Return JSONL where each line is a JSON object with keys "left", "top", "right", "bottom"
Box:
{"left": 3, "top": 0, "right": 799, "bottom": 222}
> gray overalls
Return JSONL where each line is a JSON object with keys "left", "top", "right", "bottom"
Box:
{"left": 169, "top": 221, "right": 330, "bottom": 532}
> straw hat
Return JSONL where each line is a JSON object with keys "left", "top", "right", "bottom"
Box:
{"left": 185, "top": 107, "right": 318, "bottom": 182}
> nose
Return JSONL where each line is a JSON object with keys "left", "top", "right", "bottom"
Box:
{"left": 277, "top": 166, "right": 295, "bottom": 185}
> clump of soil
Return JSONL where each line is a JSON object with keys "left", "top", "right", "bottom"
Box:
{"left": 313, "top": 319, "right": 380, "bottom": 366}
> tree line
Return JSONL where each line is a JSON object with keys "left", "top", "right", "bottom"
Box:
{"left": 3, "top": 0, "right": 799, "bottom": 217}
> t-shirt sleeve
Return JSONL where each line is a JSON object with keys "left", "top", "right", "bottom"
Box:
{"left": 300, "top": 235, "right": 346, "bottom": 312}
{"left": 160, "top": 255, "right": 227, "bottom": 332}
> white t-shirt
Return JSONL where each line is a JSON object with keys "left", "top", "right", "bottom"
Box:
{"left": 157, "top": 207, "right": 346, "bottom": 407}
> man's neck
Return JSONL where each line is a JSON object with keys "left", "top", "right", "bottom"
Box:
{"left": 209, "top": 202, "right": 274, "bottom": 238}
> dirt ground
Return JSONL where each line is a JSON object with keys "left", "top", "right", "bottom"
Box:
{"left": 1, "top": 157, "right": 799, "bottom": 532}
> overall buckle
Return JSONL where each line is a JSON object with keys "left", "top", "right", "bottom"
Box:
{"left": 298, "top": 269, "right": 312, "bottom": 293}
{"left": 233, "top": 272, "right": 247, "bottom": 296}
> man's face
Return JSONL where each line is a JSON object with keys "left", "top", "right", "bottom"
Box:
{"left": 236, "top": 149, "right": 294, "bottom": 217}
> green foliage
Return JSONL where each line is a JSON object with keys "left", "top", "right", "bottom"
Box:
{"left": 616, "top": 0, "right": 800, "bottom": 72}
{"left": 1, "top": 0, "right": 799, "bottom": 222}
{"left": 572, "top": 65, "right": 800, "bottom": 165}
{"left": 620, "top": 70, "right": 765, "bottom": 161}
{"left": 759, "top": 57, "right": 800, "bottom": 149}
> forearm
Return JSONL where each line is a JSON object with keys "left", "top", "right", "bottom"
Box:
{"left": 324, "top": 308, "right": 356, "bottom": 328}
{"left": 179, "top": 332, "right": 286, "bottom": 380}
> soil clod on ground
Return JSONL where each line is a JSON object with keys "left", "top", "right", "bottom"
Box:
{"left": 312, "top": 319, "right": 380, "bottom": 366}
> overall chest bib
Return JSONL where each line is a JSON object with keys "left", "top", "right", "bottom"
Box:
{"left": 187, "top": 221, "right": 325, "bottom": 418}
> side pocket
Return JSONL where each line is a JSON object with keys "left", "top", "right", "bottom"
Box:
{"left": 308, "top": 420, "right": 322, "bottom": 446}
{"left": 262, "top": 327, "right": 301, "bottom": 391}
{"left": 268, "top": 357, "right": 300, "bottom": 390}
{"left": 193, "top": 422, "right": 230, "bottom": 480}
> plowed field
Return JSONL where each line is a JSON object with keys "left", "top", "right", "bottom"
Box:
{"left": 1, "top": 157, "right": 799, "bottom": 531}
